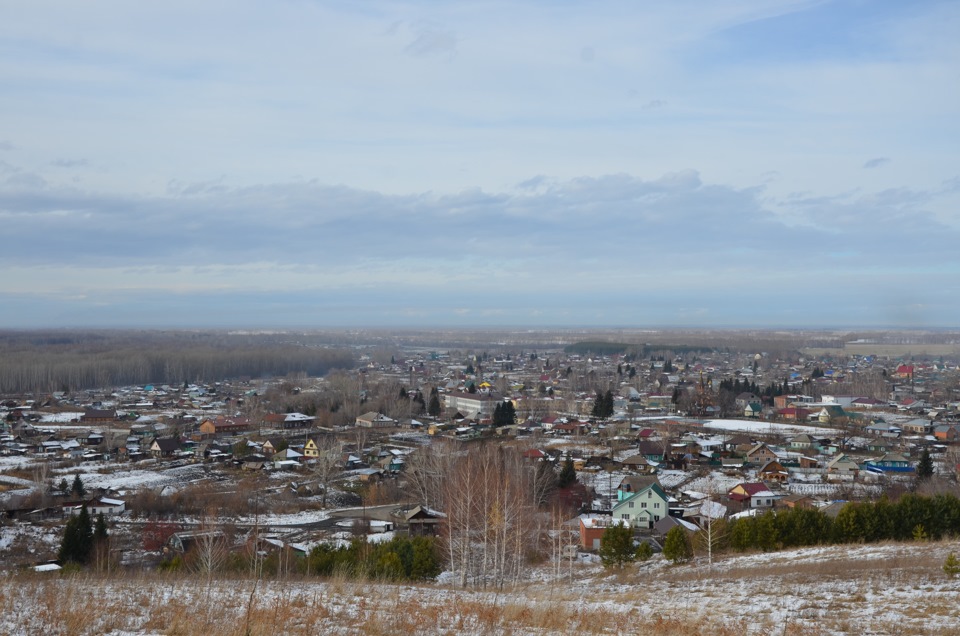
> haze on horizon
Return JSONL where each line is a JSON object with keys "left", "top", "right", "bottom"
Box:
{"left": 1, "top": 1, "right": 958, "bottom": 330}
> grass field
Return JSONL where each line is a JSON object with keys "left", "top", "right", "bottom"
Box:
{"left": 3, "top": 540, "right": 959, "bottom": 635}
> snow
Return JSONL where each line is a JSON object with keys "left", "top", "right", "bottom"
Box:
{"left": 1, "top": 540, "right": 958, "bottom": 636}
{"left": 701, "top": 419, "right": 837, "bottom": 436}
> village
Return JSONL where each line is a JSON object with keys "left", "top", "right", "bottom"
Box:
{"left": 2, "top": 333, "right": 960, "bottom": 577}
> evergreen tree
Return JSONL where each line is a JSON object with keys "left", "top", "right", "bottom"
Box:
{"left": 944, "top": 552, "right": 960, "bottom": 579}
{"left": 59, "top": 505, "right": 94, "bottom": 565}
{"left": 428, "top": 394, "right": 441, "bottom": 417}
{"left": 635, "top": 541, "right": 654, "bottom": 562}
{"left": 591, "top": 391, "right": 604, "bottom": 418}
{"left": 662, "top": 526, "right": 693, "bottom": 564}
{"left": 603, "top": 390, "right": 614, "bottom": 417}
{"left": 95, "top": 512, "right": 108, "bottom": 543}
{"left": 57, "top": 478, "right": 69, "bottom": 494}
{"left": 916, "top": 448, "right": 934, "bottom": 481}
{"left": 599, "top": 522, "right": 636, "bottom": 568}
{"left": 71, "top": 473, "right": 85, "bottom": 498}
{"left": 558, "top": 457, "right": 577, "bottom": 488}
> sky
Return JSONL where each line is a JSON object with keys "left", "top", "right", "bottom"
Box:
{"left": 1, "top": 0, "right": 958, "bottom": 329}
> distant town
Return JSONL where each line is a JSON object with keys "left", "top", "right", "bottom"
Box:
{"left": 2, "top": 328, "right": 959, "bottom": 583}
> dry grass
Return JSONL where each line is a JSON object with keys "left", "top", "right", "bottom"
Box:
{"left": 2, "top": 541, "right": 960, "bottom": 635}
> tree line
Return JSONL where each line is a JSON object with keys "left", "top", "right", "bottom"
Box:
{"left": 727, "top": 493, "right": 960, "bottom": 553}
{"left": 0, "top": 330, "right": 355, "bottom": 393}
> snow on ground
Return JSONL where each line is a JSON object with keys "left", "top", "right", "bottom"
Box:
{"left": 702, "top": 419, "right": 837, "bottom": 436}
{"left": 2, "top": 540, "right": 958, "bottom": 635}
{"left": 59, "top": 463, "right": 209, "bottom": 491}
{"left": 36, "top": 412, "right": 85, "bottom": 423}
{"left": 0, "top": 456, "right": 38, "bottom": 470}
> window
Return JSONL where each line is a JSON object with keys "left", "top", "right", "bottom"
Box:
{"left": 628, "top": 502, "right": 634, "bottom": 509}
{"left": 621, "top": 514, "right": 629, "bottom": 519}
{"left": 654, "top": 515, "right": 660, "bottom": 521}
{"left": 641, "top": 502, "right": 647, "bottom": 509}
{"left": 654, "top": 502, "right": 659, "bottom": 509}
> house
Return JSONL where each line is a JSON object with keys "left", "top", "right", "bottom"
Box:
{"left": 745, "top": 443, "right": 778, "bottom": 465}
{"left": 902, "top": 418, "right": 932, "bottom": 435}
{"left": 735, "top": 393, "right": 761, "bottom": 410}
{"left": 150, "top": 438, "right": 181, "bottom": 458}
{"left": 933, "top": 425, "right": 960, "bottom": 443}
{"left": 81, "top": 409, "right": 116, "bottom": 425}
{"left": 88, "top": 497, "right": 126, "bottom": 516}
{"left": 263, "top": 412, "right": 316, "bottom": 430}
{"left": 816, "top": 405, "right": 848, "bottom": 423}
{"left": 865, "top": 453, "right": 913, "bottom": 473}
{"left": 620, "top": 454, "right": 653, "bottom": 473}
{"left": 744, "top": 402, "right": 763, "bottom": 418}
{"left": 401, "top": 506, "right": 444, "bottom": 537}
{"left": 165, "top": 530, "right": 227, "bottom": 555}
{"left": 827, "top": 454, "right": 860, "bottom": 478}
{"left": 636, "top": 441, "right": 666, "bottom": 462}
{"left": 778, "top": 407, "right": 813, "bottom": 422}
{"left": 728, "top": 482, "right": 781, "bottom": 509}
{"left": 578, "top": 515, "right": 623, "bottom": 551}
{"left": 611, "top": 482, "right": 670, "bottom": 529}
{"left": 198, "top": 416, "right": 251, "bottom": 437}
{"left": 355, "top": 412, "right": 396, "bottom": 429}
{"left": 789, "top": 434, "right": 815, "bottom": 451}
{"left": 781, "top": 493, "right": 815, "bottom": 509}
{"left": 758, "top": 459, "right": 789, "bottom": 483}
{"left": 653, "top": 514, "right": 700, "bottom": 540}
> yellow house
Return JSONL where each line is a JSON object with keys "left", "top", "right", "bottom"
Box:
{"left": 303, "top": 438, "right": 319, "bottom": 459}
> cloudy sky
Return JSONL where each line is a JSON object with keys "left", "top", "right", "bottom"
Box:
{"left": 1, "top": 0, "right": 958, "bottom": 329}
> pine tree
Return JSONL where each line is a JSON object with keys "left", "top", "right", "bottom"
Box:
{"left": 635, "top": 540, "right": 654, "bottom": 562}
{"left": 663, "top": 526, "right": 693, "bottom": 564}
{"left": 944, "top": 552, "right": 960, "bottom": 578}
{"left": 599, "top": 522, "right": 636, "bottom": 568}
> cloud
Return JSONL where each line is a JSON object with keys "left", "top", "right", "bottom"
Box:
{"left": 51, "top": 158, "right": 89, "bottom": 168}
{"left": 863, "top": 157, "right": 890, "bottom": 169}
{"left": 404, "top": 23, "right": 457, "bottom": 58}
{"left": 642, "top": 99, "right": 666, "bottom": 110}
{"left": 0, "top": 141, "right": 14, "bottom": 151}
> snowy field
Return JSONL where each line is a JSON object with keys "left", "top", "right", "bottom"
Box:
{"left": 702, "top": 419, "right": 837, "bottom": 436}
{"left": 1, "top": 539, "right": 957, "bottom": 635}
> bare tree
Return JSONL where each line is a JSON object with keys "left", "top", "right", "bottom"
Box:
{"left": 309, "top": 434, "right": 342, "bottom": 508}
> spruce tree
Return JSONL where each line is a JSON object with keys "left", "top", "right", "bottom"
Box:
{"left": 59, "top": 505, "right": 94, "bottom": 565}
{"left": 71, "top": 473, "right": 85, "bottom": 498}
{"left": 428, "top": 394, "right": 441, "bottom": 417}
{"left": 916, "top": 448, "right": 934, "bottom": 481}
{"left": 558, "top": 457, "right": 577, "bottom": 488}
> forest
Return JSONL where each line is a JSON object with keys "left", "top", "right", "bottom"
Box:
{"left": 0, "top": 330, "right": 355, "bottom": 393}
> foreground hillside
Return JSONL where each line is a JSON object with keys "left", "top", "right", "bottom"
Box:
{"left": 3, "top": 540, "right": 958, "bottom": 636}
